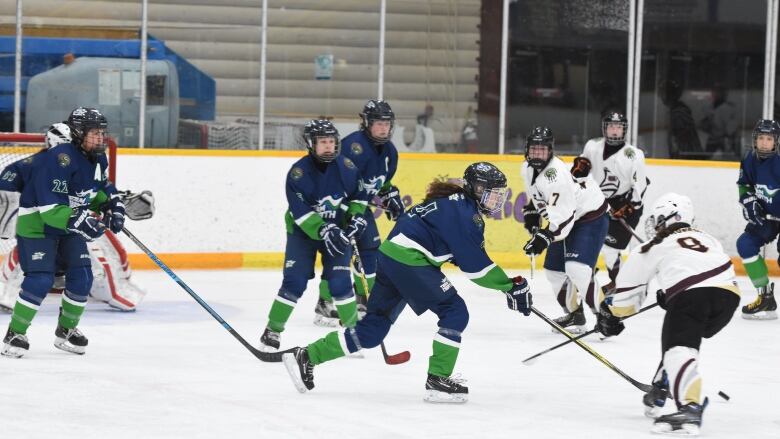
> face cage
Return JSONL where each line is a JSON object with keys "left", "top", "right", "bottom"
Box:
{"left": 526, "top": 144, "right": 551, "bottom": 169}
{"left": 478, "top": 186, "right": 509, "bottom": 215}
{"left": 83, "top": 129, "right": 108, "bottom": 154}
{"left": 753, "top": 133, "right": 778, "bottom": 158}
{"left": 602, "top": 121, "right": 627, "bottom": 145}
{"left": 311, "top": 136, "right": 340, "bottom": 163}
{"left": 364, "top": 117, "right": 395, "bottom": 143}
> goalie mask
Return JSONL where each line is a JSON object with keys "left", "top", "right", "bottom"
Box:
{"left": 45, "top": 123, "right": 72, "bottom": 148}
{"left": 463, "top": 162, "right": 508, "bottom": 215}
{"left": 644, "top": 192, "right": 694, "bottom": 239}
{"left": 303, "top": 119, "right": 340, "bottom": 163}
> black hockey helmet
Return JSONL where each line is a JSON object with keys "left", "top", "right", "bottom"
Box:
{"left": 752, "top": 119, "right": 780, "bottom": 159}
{"left": 463, "top": 162, "right": 508, "bottom": 215}
{"left": 525, "top": 126, "right": 554, "bottom": 171}
{"left": 360, "top": 99, "right": 395, "bottom": 144}
{"left": 66, "top": 107, "right": 108, "bottom": 153}
{"left": 602, "top": 110, "right": 627, "bottom": 146}
{"left": 303, "top": 119, "right": 340, "bottom": 163}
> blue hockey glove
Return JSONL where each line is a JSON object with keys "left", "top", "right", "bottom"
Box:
{"left": 378, "top": 185, "right": 403, "bottom": 221}
{"left": 505, "top": 276, "right": 532, "bottom": 316}
{"left": 740, "top": 194, "right": 765, "bottom": 226}
{"left": 596, "top": 301, "right": 624, "bottom": 337}
{"left": 346, "top": 216, "right": 368, "bottom": 241}
{"left": 67, "top": 209, "right": 106, "bottom": 241}
{"left": 319, "top": 223, "right": 350, "bottom": 257}
{"left": 523, "top": 228, "right": 553, "bottom": 256}
{"left": 103, "top": 194, "right": 126, "bottom": 234}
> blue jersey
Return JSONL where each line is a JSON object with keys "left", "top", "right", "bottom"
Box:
{"left": 737, "top": 151, "right": 780, "bottom": 217}
{"left": 17, "top": 143, "right": 115, "bottom": 238}
{"left": 379, "top": 193, "right": 513, "bottom": 292}
{"left": 284, "top": 155, "right": 369, "bottom": 240}
{"left": 0, "top": 151, "right": 44, "bottom": 193}
{"left": 341, "top": 130, "right": 399, "bottom": 197}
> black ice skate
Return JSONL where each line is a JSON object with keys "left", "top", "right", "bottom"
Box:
{"left": 552, "top": 304, "right": 587, "bottom": 335}
{"left": 313, "top": 298, "right": 340, "bottom": 327}
{"left": 742, "top": 283, "right": 777, "bottom": 320}
{"left": 2, "top": 328, "right": 29, "bottom": 358}
{"left": 54, "top": 325, "right": 88, "bottom": 355}
{"left": 424, "top": 373, "right": 469, "bottom": 404}
{"left": 259, "top": 327, "right": 280, "bottom": 352}
{"left": 643, "top": 376, "right": 669, "bottom": 418}
{"left": 282, "top": 347, "right": 314, "bottom": 393}
{"left": 651, "top": 398, "right": 708, "bottom": 436}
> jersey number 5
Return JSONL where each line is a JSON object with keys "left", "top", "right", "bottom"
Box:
{"left": 677, "top": 237, "right": 708, "bottom": 253}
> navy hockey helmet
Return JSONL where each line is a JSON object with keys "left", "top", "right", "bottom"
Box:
{"left": 303, "top": 119, "right": 340, "bottom": 163}
{"left": 463, "top": 162, "right": 508, "bottom": 215}
{"left": 752, "top": 119, "right": 780, "bottom": 159}
{"left": 525, "top": 126, "right": 554, "bottom": 171}
{"left": 360, "top": 99, "right": 395, "bottom": 144}
{"left": 67, "top": 107, "right": 108, "bottom": 153}
{"left": 602, "top": 110, "right": 627, "bottom": 146}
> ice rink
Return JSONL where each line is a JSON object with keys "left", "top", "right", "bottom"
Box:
{"left": 1, "top": 269, "right": 778, "bottom": 439}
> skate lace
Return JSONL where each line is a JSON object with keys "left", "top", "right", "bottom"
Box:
{"left": 443, "top": 373, "right": 467, "bottom": 386}
{"left": 746, "top": 295, "right": 764, "bottom": 311}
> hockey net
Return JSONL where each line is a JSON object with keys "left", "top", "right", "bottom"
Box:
{"left": 0, "top": 132, "right": 117, "bottom": 254}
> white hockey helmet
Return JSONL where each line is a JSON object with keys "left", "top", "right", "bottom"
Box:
{"left": 645, "top": 192, "right": 695, "bottom": 237}
{"left": 45, "top": 123, "right": 73, "bottom": 148}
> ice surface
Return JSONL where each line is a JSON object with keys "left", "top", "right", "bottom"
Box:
{"left": 1, "top": 270, "right": 778, "bottom": 439}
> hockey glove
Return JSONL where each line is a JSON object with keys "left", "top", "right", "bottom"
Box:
{"left": 610, "top": 200, "right": 641, "bottom": 220}
{"left": 346, "top": 215, "right": 368, "bottom": 241}
{"left": 570, "top": 156, "right": 592, "bottom": 178}
{"left": 522, "top": 203, "right": 541, "bottom": 234}
{"left": 523, "top": 228, "right": 553, "bottom": 256}
{"left": 122, "top": 190, "right": 155, "bottom": 221}
{"left": 378, "top": 185, "right": 404, "bottom": 221}
{"left": 67, "top": 208, "right": 106, "bottom": 241}
{"left": 103, "top": 194, "right": 126, "bottom": 234}
{"left": 740, "top": 194, "right": 765, "bottom": 226}
{"left": 319, "top": 223, "right": 350, "bottom": 257}
{"left": 656, "top": 289, "right": 667, "bottom": 310}
{"left": 596, "top": 301, "right": 625, "bottom": 337}
{"left": 505, "top": 275, "right": 532, "bottom": 316}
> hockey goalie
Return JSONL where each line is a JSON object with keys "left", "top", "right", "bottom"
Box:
{"left": 0, "top": 124, "right": 155, "bottom": 313}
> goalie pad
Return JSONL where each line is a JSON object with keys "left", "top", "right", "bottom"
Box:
{"left": 121, "top": 190, "right": 155, "bottom": 221}
{"left": 0, "top": 190, "right": 20, "bottom": 240}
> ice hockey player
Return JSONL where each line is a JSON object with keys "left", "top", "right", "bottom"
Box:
{"left": 573, "top": 110, "right": 649, "bottom": 291}
{"left": 314, "top": 99, "right": 404, "bottom": 326}
{"left": 282, "top": 162, "right": 533, "bottom": 404}
{"left": 735, "top": 118, "right": 780, "bottom": 320}
{"left": 597, "top": 193, "right": 739, "bottom": 436}
{"left": 521, "top": 126, "right": 609, "bottom": 334}
{"left": 0, "top": 123, "right": 153, "bottom": 314}
{"left": 2, "top": 107, "right": 124, "bottom": 358}
{"left": 258, "top": 119, "right": 370, "bottom": 352}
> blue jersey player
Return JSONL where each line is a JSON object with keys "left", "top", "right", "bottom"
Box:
{"left": 2, "top": 107, "right": 124, "bottom": 358}
{"left": 314, "top": 100, "right": 404, "bottom": 325}
{"left": 258, "top": 120, "right": 371, "bottom": 352}
{"left": 282, "top": 162, "right": 533, "bottom": 404}
{"left": 736, "top": 119, "right": 780, "bottom": 320}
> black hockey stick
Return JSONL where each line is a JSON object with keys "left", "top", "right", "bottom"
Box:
{"left": 351, "top": 241, "right": 411, "bottom": 365}
{"left": 122, "top": 227, "right": 290, "bottom": 363}
{"left": 616, "top": 217, "right": 645, "bottom": 243}
{"left": 530, "top": 306, "right": 653, "bottom": 393}
{"left": 522, "top": 302, "right": 658, "bottom": 364}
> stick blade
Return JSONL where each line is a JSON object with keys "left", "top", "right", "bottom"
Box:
{"left": 385, "top": 350, "right": 411, "bottom": 365}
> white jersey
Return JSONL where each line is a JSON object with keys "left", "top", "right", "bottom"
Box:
{"left": 522, "top": 157, "right": 607, "bottom": 241}
{"left": 580, "top": 138, "right": 648, "bottom": 204}
{"left": 609, "top": 227, "right": 739, "bottom": 317}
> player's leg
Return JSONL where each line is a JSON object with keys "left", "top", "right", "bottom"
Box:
{"left": 425, "top": 293, "right": 469, "bottom": 403}
{"left": 321, "top": 247, "right": 358, "bottom": 329}
{"left": 313, "top": 277, "right": 339, "bottom": 327}
{"left": 2, "top": 237, "right": 57, "bottom": 358}
{"left": 737, "top": 223, "right": 778, "bottom": 319}
{"left": 544, "top": 240, "right": 585, "bottom": 332}
{"left": 0, "top": 247, "right": 22, "bottom": 312}
{"left": 566, "top": 215, "right": 608, "bottom": 313}
{"left": 602, "top": 212, "right": 636, "bottom": 291}
{"left": 54, "top": 234, "right": 94, "bottom": 354}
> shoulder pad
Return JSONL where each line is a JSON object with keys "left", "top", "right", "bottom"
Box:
{"left": 623, "top": 147, "right": 636, "bottom": 159}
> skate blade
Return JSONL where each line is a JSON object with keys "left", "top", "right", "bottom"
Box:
{"left": 551, "top": 325, "right": 587, "bottom": 335}
{"left": 53, "top": 339, "right": 86, "bottom": 355}
{"left": 282, "top": 353, "right": 309, "bottom": 394}
{"left": 423, "top": 389, "right": 468, "bottom": 404}
{"left": 651, "top": 422, "right": 700, "bottom": 436}
{"left": 741, "top": 310, "right": 778, "bottom": 320}
{"left": 313, "top": 314, "right": 340, "bottom": 328}
{"left": 1, "top": 345, "right": 27, "bottom": 358}
{"left": 347, "top": 350, "right": 365, "bottom": 359}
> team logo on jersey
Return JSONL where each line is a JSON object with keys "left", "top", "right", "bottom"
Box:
{"left": 756, "top": 184, "right": 780, "bottom": 203}
{"left": 23, "top": 157, "right": 33, "bottom": 165}
{"left": 31, "top": 251, "right": 46, "bottom": 261}
{"left": 315, "top": 195, "right": 345, "bottom": 219}
{"left": 473, "top": 214, "right": 484, "bottom": 230}
{"left": 285, "top": 260, "right": 296, "bottom": 268}
{"left": 362, "top": 175, "right": 387, "bottom": 197}
{"left": 351, "top": 142, "right": 363, "bottom": 155}
{"left": 290, "top": 167, "right": 304, "bottom": 180}
{"left": 343, "top": 157, "right": 356, "bottom": 169}
{"left": 624, "top": 147, "right": 635, "bottom": 159}
{"left": 57, "top": 153, "right": 71, "bottom": 167}
{"left": 544, "top": 168, "right": 557, "bottom": 182}
{"left": 599, "top": 167, "right": 620, "bottom": 198}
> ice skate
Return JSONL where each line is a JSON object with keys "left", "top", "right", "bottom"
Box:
{"left": 282, "top": 347, "right": 314, "bottom": 393}
{"left": 313, "top": 298, "right": 340, "bottom": 327}
{"left": 423, "top": 373, "right": 468, "bottom": 404}
{"left": 53, "top": 325, "right": 88, "bottom": 355}
{"left": 643, "top": 376, "right": 670, "bottom": 418}
{"left": 651, "top": 398, "right": 707, "bottom": 436}
{"left": 259, "top": 327, "right": 280, "bottom": 353}
{"left": 1, "top": 328, "right": 29, "bottom": 358}
{"left": 742, "top": 283, "right": 777, "bottom": 320}
{"left": 551, "top": 305, "right": 587, "bottom": 335}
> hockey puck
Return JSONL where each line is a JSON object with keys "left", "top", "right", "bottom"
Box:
{"left": 718, "top": 391, "right": 730, "bottom": 401}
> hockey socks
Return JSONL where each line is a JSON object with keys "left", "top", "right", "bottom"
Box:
{"left": 59, "top": 292, "right": 87, "bottom": 329}
{"left": 428, "top": 337, "right": 460, "bottom": 378}
{"left": 333, "top": 297, "right": 358, "bottom": 328}
{"left": 318, "top": 279, "right": 333, "bottom": 301}
{"left": 742, "top": 254, "right": 769, "bottom": 288}
{"left": 307, "top": 331, "right": 348, "bottom": 365}
{"left": 352, "top": 272, "right": 374, "bottom": 298}
{"left": 267, "top": 296, "right": 296, "bottom": 333}
{"left": 9, "top": 296, "right": 39, "bottom": 335}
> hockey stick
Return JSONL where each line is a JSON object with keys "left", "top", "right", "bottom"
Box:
{"left": 351, "top": 241, "right": 411, "bottom": 365}
{"left": 530, "top": 306, "right": 653, "bottom": 393}
{"left": 616, "top": 217, "right": 645, "bottom": 243}
{"left": 122, "top": 227, "right": 290, "bottom": 363}
{"left": 522, "top": 302, "right": 659, "bottom": 364}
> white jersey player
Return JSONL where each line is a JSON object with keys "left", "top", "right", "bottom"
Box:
{"left": 574, "top": 111, "right": 649, "bottom": 290}
{"left": 596, "top": 193, "right": 739, "bottom": 436}
{"left": 521, "top": 126, "right": 609, "bottom": 333}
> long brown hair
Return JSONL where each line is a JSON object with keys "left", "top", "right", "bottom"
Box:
{"left": 423, "top": 179, "right": 464, "bottom": 203}
{"left": 640, "top": 223, "right": 691, "bottom": 253}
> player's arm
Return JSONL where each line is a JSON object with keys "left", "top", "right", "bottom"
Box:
{"left": 736, "top": 160, "right": 764, "bottom": 224}
{"left": 378, "top": 147, "right": 403, "bottom": 220}
{"left": 344, "top": 166, "right": 371, "bottom": 240}
{"left": 630, "top": 148, "right": 649, "bottom": 206}
{"left": 608, "top": 247, "right": 658, "bottom": 317}
{"left": 286, "top": 176, "right": 324, "bottom": 240}
{"left": 33, "top": 157, "right": 74, "bottom": 230}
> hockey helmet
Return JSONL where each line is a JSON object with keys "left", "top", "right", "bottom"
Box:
{"left": 360, "top": 99, "right": 395, "bottom": 144}
{"left": 644, "top": 192, "right": 694, "bottom": 238}
{"left": 303, "top": 119, "right": 340, "bottom": 163}
{"left": 602, "top": 111, "right": 627, "bottom": 146}
{"left": 752, "top": 119, "right": 780, "bottom": 159}
{"left": 67, "top": 107, "right": 108, "bottom": 153}
{"left": 463, "top": 162, "right": 508, "bottom": 215}
{"left": 525, "top": 126, "right": 554, "bottom": 171}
